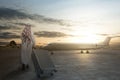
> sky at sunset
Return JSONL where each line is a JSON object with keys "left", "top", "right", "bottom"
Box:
{"left": 0, "top": 0, "right": 120, "bottom": 46}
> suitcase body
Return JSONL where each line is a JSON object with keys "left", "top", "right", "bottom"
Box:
{"left": 31, "top": 49, "right": 56, "bottom": 78}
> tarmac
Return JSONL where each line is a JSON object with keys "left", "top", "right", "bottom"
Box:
{"left": 1, "top": 48, "right": 120, "bottom": 80}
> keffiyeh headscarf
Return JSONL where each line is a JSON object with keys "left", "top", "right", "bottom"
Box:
{"left": 22, "top": 25, "right": 32, "bottom": 45}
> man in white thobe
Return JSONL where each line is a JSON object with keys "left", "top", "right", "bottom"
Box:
{"left": 21, "top": 25, "right": 35, "bottom": 70}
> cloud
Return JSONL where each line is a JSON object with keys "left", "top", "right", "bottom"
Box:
{"left": 14, "top": 22, "right": 34, "bottom": 27}
{"left": 96, "top": 33, "right": 110, "bottom": 36}
{"left": 96, "top": 33, "right": 120, "bottom": 38}
{"left": 60, "top": 27, "right": 74, "bottom": 31}
{"left": 0, "top": 7, "right": 30, "bottom": 19}
{"left": 0, "top": 25, "right": 20, "bottom": 30}
{"left": 34, "top": 31, "right": 69, "bottom": 38}
{"left": 0, "top": 7, "right": 71, "bottom": 26}
{"left": 32, "top": 15, "right": 72, "bottom": 26}
{"left": 0, "top": 7, "right": 73, "bottom": 40}
{"left": 0, "top": 25, "right": 12, "bottom": 30}
{"left": 0, "top": 32, "right": 20, "bottom": 39}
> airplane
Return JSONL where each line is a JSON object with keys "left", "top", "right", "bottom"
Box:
{"left": 42, "top": 37, "right": 111, "bottom": 53}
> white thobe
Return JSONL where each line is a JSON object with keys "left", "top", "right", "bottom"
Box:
{"left": 21, "top": 27, "right": 35, "bottom": 65}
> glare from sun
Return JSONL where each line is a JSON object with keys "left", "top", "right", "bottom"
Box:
{"left": 67, "top": 30, "right": 102, "bottom": 44}
{"left": 64, "top": 26, "right": 103, "bottom": 44}
{"left": 69, "top": 35, "right": 100, "bottom": 44}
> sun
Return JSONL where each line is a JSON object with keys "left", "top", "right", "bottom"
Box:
{"left": 83, "top": 35, "right": 101, "bottom": 43}
{"left": 69, "top": 35, "right": 100, "bottom": 44}
{"left": 66, "top": 29, "right": 103, "bottom": 44}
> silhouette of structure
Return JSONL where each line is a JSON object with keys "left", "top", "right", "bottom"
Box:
{"left": 6, "top": 40, "right": 18, "bottom": 48}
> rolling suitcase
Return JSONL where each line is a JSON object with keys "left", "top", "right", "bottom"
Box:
{"left": 31, "top": 49, "right": 56, "bottom": 78}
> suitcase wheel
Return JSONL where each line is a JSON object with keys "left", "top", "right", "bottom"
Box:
{"left": 50, "top": 73, "right": 54, "bottom": 76}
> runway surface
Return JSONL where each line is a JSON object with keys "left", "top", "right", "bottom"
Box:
{"left": 1, "top": 48, "right": 120, "bottom": 80}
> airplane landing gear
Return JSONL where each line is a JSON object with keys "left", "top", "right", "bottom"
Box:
{"left": 80, "top": 50, "right": 83, "bottom": 53}
{"left": 86, "top": 50, "right": 89, "bottom": 53}
{"left": 80, "top": 50, "right": 90, "bottom": 53}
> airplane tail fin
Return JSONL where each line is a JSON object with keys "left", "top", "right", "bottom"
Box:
{"left": 103, "top": 37, "right": 111, "bottom": 46}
